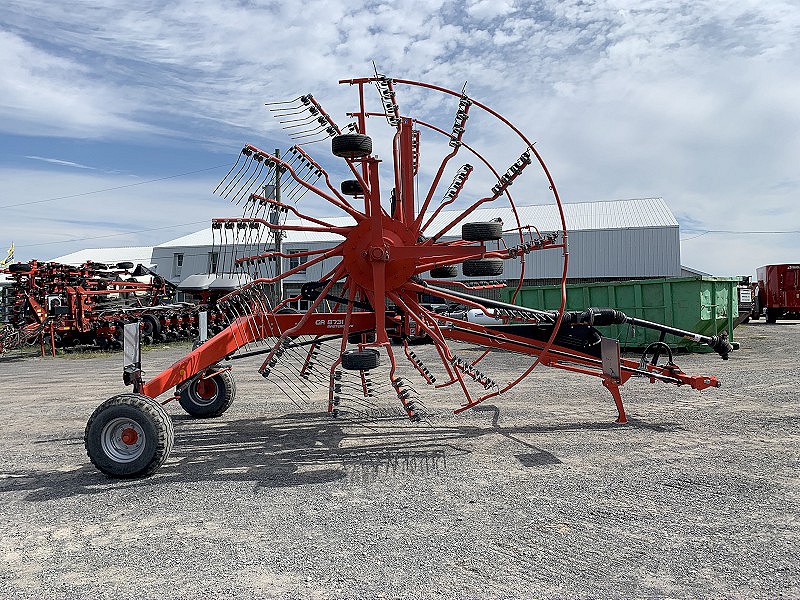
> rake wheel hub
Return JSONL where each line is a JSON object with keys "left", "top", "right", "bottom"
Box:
{"left": 340, "top": 216, "right": 418, "bottom": 293}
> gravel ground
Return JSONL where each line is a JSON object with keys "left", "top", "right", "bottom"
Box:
{"left": 0, "top": 321, "right": 798, "bottom": 599}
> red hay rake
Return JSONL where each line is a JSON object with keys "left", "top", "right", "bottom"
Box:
{"left": 83, "top": 75, "right": 734, "bottom": 478}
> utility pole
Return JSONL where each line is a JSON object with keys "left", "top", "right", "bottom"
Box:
{"left": 267, "top": 149, "right": 285, "bottom": 307}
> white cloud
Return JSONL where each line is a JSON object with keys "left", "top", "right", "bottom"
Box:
{"left": 0, "top": 168, "right": 225, "bottom": 259}
{"left": 25, "top": 156, "right": 96, "bottom": 170}
{"left": 0, "top": 0, "right": 799, "bottom": 275}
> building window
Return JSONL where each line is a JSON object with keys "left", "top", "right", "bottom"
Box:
{"left": 172, "top": 253, "right": 184, "bottom": 278}
{"left": 207, "top": 252, "right": 219, "bottom": 274}
{"left": 287, "top": 250, "right": 308, "bottom": 274}
{"left": 286, "top": 297, "right": 311, "bottom": 312}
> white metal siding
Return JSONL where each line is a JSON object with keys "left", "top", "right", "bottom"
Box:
{"left": 150, "top": 198, "right": 683, "bottom": 284}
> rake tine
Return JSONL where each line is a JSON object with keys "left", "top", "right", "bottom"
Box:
{"left": 213, "top": 151, "right": 245, "bottom": 194}
{"left": 268, "top": 107, "right": 310, "bottom": 117}
{"left": 231, "top": 160, "right": 269, "bottom": 205}
{"left": 281, "top": 115, "right": 323, "bottom": 129}
{"left": 217, "top": 152, "right": 255, "bottom": 198}
{"left": 264, "top": 96, "right": 304, "bottom": 106}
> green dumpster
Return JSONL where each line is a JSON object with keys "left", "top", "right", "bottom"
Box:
{"left": 500, "top": 276, "right": 740, "bottom": 352}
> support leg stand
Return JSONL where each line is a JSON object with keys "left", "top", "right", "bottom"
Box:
{"left": 603, "top": 379, "right": 627, "bottom": 424}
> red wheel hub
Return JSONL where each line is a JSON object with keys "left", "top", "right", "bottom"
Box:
{"left": 120, "top": 427, "right": 139, "bottom": 446}
{"left": 195, "top": 377, "right": 216, "bottom": 399}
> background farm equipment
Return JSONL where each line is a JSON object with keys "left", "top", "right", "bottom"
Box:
{"left": 755, "top": 264, "right": 800, "bottom": 323}
{"left": 0, "top": 259, "right": 215, "bottom": 354}
{"left": 80, "top": 74, "right": 733, "bottom": 479}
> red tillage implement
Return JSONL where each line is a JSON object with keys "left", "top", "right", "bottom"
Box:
{"left": 84, "top": 75, "right": 733, "bottom": 478}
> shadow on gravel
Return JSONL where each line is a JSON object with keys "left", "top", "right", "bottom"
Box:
{"left": 0, "top": 407, "right": 682, "bottom": 502}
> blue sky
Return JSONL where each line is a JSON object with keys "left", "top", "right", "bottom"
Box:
{"left": 1, "top": 0, "right": 798, "bottom": 276}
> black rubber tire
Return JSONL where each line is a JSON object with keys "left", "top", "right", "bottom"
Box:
{"left": 341, "top": 348, "right": 380, "bottom": 371}
{"left": 85, "top": 393, "right": 174, "bottom": 478}
{"left": 332, "top": 134, "right": 372, "bottom": 159}
{"left": 462, "top": 258, "right": 504, "bottom": 277}
{"left": 178, "top": 368, "right": 236, "bottom": 418}
{"left": 340, "top": 179, "right": 364, "bottom": 196}
{"left": 141, "top": 315, "right": 161, "bottom": 339}
{"left": 429, "top": 265, "right": 458, "bottom": 278}
{"left": 766, "top": 308, "right": 779, "bottom": 324}
{"left": 116, "top": 261, "right": 135, "bottom": 270}
{"left": 7, "top": 263, "right": 31, "bottom": 273}
{"left": 462, "top": 221, "right": 503, "bottom": 241}
{"left": 347, "top": 331, "right": 376, "bottom": 344}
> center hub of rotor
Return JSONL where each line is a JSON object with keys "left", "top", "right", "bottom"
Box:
{"left": 341, "top": 216, "right": 418, "bottom": 293}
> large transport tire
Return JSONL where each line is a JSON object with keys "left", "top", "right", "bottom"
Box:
{"left": 178, "top": 368, "right": 236, "bottom": 418}
{"left": 85, "top": 393, "right": 174, "bottom": 479}
{"left": 429, "top": 265, "right": 458, "bottom": 278}
{"left": 766, "top": 308, "right": 780, "bottom": 324}
{"left": 340, "top": 179, "right": 364, "bottom": 196}
{"left": 462, "top": 221, "right": 503, "bottom": 241}
{"left": 462, "top": 258, "right": 504, "bottom": 277}
{"left": 116, "top": 261, "right": 135, "bottom": 270}
{"left": 332, "top": 134, "right": 372, "bottom": 159}
{"left": 341, "top": 348, "right": 380, "bottom": 371}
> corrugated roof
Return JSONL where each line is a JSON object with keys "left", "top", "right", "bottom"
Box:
{"left": 155, "top": 198, "right": 677, "bottom": 248}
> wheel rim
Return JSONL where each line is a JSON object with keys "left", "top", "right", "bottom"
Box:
{"left": 192, "top": 377, "right": 219, "bottom": 406}
{"left": 101, "top": 417, "right": 146, "bottom": 463}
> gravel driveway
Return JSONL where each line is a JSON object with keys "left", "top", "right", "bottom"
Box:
{"left": 0, "top": 322, "right": 798, "bottom": 599}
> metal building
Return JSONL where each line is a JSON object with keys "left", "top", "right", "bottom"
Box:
{"left": 149, "top": 197, "right": 681, "bottom": 303}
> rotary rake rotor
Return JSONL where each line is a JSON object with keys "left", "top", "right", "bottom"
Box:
{"left": 83, "top": 74, "right": 734, "bottom": 478}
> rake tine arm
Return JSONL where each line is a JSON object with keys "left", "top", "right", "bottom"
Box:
{"left": 213, "top": 217, "right": 350, "bottom": 237}
{"left": 414, "top": 96, "right": 472, "bottom": 229}
{"left": 244, "top": 144, "right": 364, "bottom": 221}
{"left": 248, "top": 193, "right": 341, "bottom": 229}
{"left": 289, "top": 145, "right": 364, "bottom": 214}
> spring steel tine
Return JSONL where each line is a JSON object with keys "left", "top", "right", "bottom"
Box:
{"left": 263, "top": 367, "right": 309, "bottom": 408}
{"left": 291, "top": 129, "right": 334, "bottom": 140}
{"left": 289, "top": 122, "right": 328, "bottom": 136}
{"left": 270, "top": 95, "right": 312, "bottom": 109}
{"left": 281, "top": 166, "right": 314, "bottom": 199}
{"left": 217, "top": 152, "right": 256, "bottom": 198}
{"left": 282, "top": 115, "right": 325, "bottom": 129}
{"left": 214, "top": 151, "right": 245, "bottom": 194}
{"left": 225, "top": 297, "right": 247, "bottom": 351}
{"left": 232, "top": 296, "right": 253, "bottom": 354}
{"left": 238, "top": 167, "right": 275, "bottom": 209}
{"left": 277, "top": 112, "right": 322, "bottom": 124}
{"left": 272, "top": 350, "right": 324, "bottom": 394}
{"left": 222, "top": 153, "right": 261, "bottom": 201}
{"left": 288, "top": 176, "right": 322, "bottom": 204}
{"left": 288, "top": 123, "right": 328, "bottom": 139}
{"left": 267, "top": 105, "right": 309, "bottom": 115}
{"left": 231, "top": 160, "right": 269, "bottom": 205}
{"left": 264, "top": 96, "right": 304, "bottom": 106}
{"left": 294, "top": 134, "right": 334, "bottom": 146}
